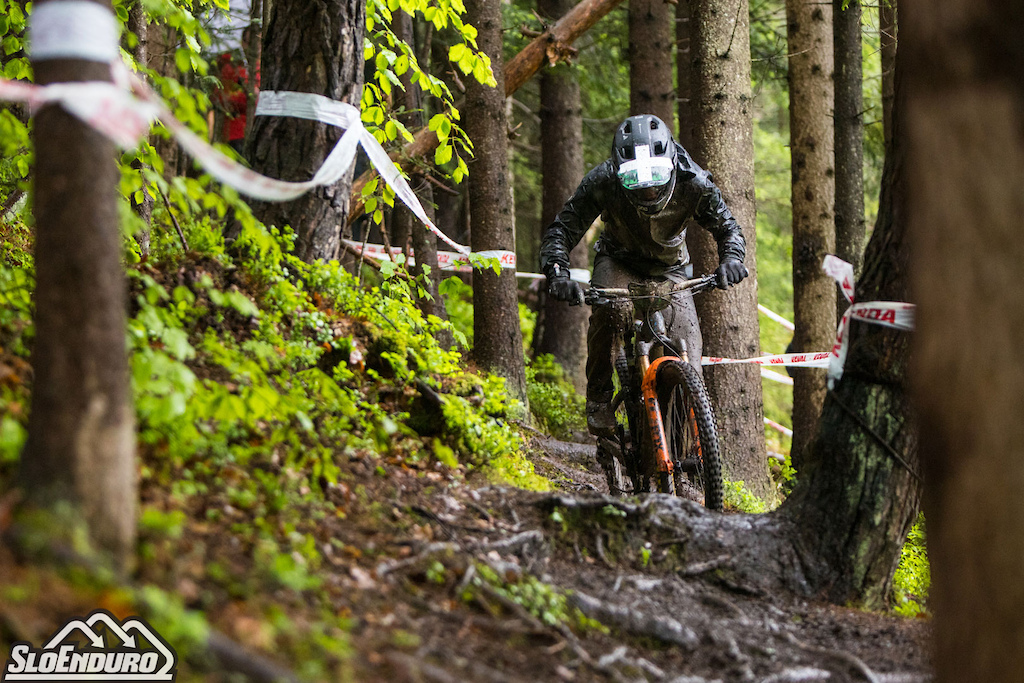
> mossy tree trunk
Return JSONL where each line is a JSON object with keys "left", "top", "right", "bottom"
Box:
{"left": 22, "top": 0, "right": 137, "bottom": 569}
{"left": 780, "top": 40, "right": 917, "bottom": 607}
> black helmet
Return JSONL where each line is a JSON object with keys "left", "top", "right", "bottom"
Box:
{"left": 613, "top": 114, "right": 676, "bottom": 215}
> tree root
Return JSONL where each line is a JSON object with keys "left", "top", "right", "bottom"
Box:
{"left": 569, "top": 590, "right": 699, "bottom": 650}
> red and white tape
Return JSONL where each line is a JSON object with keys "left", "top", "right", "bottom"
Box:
{"left": 342, "top": 240, "right": 517, "bottom": 271}
{"left": 2, "top": 2, "right": 484, "bottom": 260}
{"left": 823, "top": 255, "right": 915, "bottom": 386}
{"left": 702, "top": 351, "right": 831, "bottom": 368}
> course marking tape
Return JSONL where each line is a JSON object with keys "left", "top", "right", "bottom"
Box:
{"left": 763, "top": 417, "right": 793, "bottom": 438}
{"left": 822, "top": 255, "right": 915, "bottom": 386}
{"left": 343, "top": 241, "right": 596, "bottom": 282}
{"left": 702, "top": 351, "right": 831, "bottom": 368}
{"left": 760, "top": 367, "right": 793, "bottom": 386}
{"left": 29, "top": 1, "right": 120, "bottom": 63}
{"left": 0, "top": 30, "right": 475, "bottom": 257}
{"left": 342, "top": 239, "right": 516, "bottom": 271}
{"left": 757, "top": 303, "right": 795, "bottom": 332}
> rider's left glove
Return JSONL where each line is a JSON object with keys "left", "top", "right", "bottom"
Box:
{"left": 715, "top": 259, "right": 749, "bottom": 290}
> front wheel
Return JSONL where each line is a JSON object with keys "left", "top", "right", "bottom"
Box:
{"left": 657, "top": 361, "right": 723, "bottom": 511}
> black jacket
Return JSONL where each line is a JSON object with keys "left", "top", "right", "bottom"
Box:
{"left": 539, "top": 143, "right": 746, "bottom": 279}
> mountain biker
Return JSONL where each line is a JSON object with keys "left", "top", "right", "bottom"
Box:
{"left": 539, "top": 114, "right": 749, "bottom": 462}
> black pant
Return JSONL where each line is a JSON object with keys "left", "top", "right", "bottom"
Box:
{"left": 586, "top": 254, "right": 704, "bottom": 404}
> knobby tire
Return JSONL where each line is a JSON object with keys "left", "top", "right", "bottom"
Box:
{"left": 657, "top": 360, "right": 724, "bottom": 511}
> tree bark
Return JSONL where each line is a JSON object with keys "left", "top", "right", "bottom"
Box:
{"left": 531, "top": 0, "right": 588, "bottom": 394}
{"left": 22, "top": 0, "right": 137, "bottom": 569}
{"left": 247, "top": 0, "right": 364, "bottom": 263}
{"left": 905, "top": 1, "right": 1024, "bottom": 680}
{"left": 464, "top": 0, "right": 529, "bottom": 401}
{"left": 879, "top": 0, "right": 896, "bottom": 149}
{"left": 675, "top": 0, "right": 694, "bottom": 152}
{"left": 786, "top": 0, "right": 836, "bottom": 472}
{"left": 782, "top": 39, "right": 917, "bottom": 607}
{"left": 629, "top": 0, "right": 675, "bottom": 128}
{"left": 689, "top": 0, "right": 771, "bottom": 501}
{"left": 834, "top": 0, "right": 864, "bottom": 283}
{"left": 350, "top": 0, "right": 626, "bottom": 212}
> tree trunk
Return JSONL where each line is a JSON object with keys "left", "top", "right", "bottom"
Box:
{"left": 247, "top": 0, "right": 365, "bottom": 262}
{"left": 782, "top": 39, "right": 917, "bottom": 607}
{"left": 629, "top": 0, "right": 674, "bottom": 127}
{"left": 675, "top": 0, "right": 694, "bottom": 152}
{"left": 22, "top": 0, "right": 136, "bottom": 569}
{"left": 464, "top": 0, "right": 529, "bottom": 401}
{"left": 879, "top": 0, "right": 896, "bottom": 149}
{"left": 786, "top": 0, "right": 836, "bottom": 472}
{"left": 531, "top": 0, "right": 588, "bottom": 394}
{"left": 834, "top": 0, "right": 864, "bottom": 283}
{"left": 906, "top": 1, "right": 1024, "bottom": 680}
{"left": 689, "top": 0, "right": 771, "bottom": 501}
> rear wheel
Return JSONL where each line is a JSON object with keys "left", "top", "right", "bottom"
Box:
{"left": 657, "top": 360, "right": 723, "bottom": 511}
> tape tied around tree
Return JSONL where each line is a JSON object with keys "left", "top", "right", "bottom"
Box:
{"left": 29, "top": 1, "right": 121, "bottom": 63}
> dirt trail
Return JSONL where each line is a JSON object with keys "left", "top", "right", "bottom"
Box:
{"left": 357, "top": 435, "right": 932, "bottom": 683}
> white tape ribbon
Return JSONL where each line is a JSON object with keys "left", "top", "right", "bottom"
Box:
{"left": 29, "top": 1, "right": 120, "bottom": 63}
{"left": 757, "top": 303, "right": 795, "bottom": 332}
{"left": 702, "top": 351, "right": 832, "bottom": 368}
{"left": 342, "top": 240, "right": 516, "bottom": 271}
{"left": 823, "top": 256, "right": 915, "bottom": 386}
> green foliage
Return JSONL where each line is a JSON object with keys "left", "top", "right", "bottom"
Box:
{"left": 467, "top": 562, "right": 607, "bottom": 633}
{"left": 723, "top": 480, "right": 772, "bottom": 513}
{"left": 892, "top": 514, "right": 930, "bottom": 618}
{"left": 526, "top": 354, "right": 586, "bottom": 440}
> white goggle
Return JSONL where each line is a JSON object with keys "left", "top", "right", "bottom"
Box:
{"left": 617, "top": 144, "right": 674, "bottom": 190}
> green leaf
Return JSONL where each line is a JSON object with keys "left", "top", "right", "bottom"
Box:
{"left": 435, "top": 144, "right": 453, "bottom": 165}
{"left": 385, "top": 120, "right": 398, "bottom": 141}
{"left": 174, "top": 47, "right": 191, "bottom": 74}
{"left": 448, "top": 43, "right": 467, "bottom": 63}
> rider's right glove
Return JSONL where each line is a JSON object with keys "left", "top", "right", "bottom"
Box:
{"left": 715, "top": 259, "right": 749, "bottom": 290}
{"left": 547, "top": 274, "right": 585, "bottom": 306}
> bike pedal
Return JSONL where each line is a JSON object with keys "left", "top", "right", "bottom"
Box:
{"left": 679, "top": 457, "right": 699, "bottom": 473}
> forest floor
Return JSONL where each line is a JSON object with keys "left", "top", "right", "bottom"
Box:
{"left": 1, "top": 429, "right": 930, "bottom": 683}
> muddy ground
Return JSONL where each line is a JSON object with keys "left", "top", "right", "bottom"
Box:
{"left": 356, "top": 435, "right": 932, "bottom": 683}
{"left": 0, "top": 433, "right": 931, "bottom": 683}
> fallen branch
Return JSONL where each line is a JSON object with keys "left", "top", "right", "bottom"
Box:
{"left": 786, "top": 633, "right": 881, "bottom": 683}
{"left": 679, "top": 553, "right": 732, "bottom": 577}
{"left": 205, "top": 631, "right": 300, "bottom": 683}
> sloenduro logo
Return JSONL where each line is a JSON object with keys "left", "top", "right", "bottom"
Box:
{"left": 2, "top": 609, "right": 177, "bottom": 682}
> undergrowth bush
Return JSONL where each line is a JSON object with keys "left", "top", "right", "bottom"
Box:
{"left": 893, "top": 514, "right": 930, "bottom": 618}
{"left": 526, "top": 354, "right": 586, "bottom": 440}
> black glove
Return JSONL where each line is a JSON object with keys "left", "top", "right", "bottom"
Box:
{"left": 547, "top": 274, "right": 585, "bottom": 306}
{"left": 715, "top": 259, "right": 749, "bottom": 290}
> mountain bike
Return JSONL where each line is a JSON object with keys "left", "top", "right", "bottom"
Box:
{"left": 586, "top": 275, "right": 724, "bottom": 510}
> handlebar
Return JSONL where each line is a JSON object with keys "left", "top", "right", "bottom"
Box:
{"left": 584, "top": 274, "right": 719, "bottom": 306}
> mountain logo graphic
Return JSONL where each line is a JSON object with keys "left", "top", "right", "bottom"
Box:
{"left": 2, "top": 609, "right": 177, "bottom": 682}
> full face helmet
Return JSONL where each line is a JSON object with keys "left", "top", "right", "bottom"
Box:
{"left": 613, "top": 114, "right": 676, "bottom": 215}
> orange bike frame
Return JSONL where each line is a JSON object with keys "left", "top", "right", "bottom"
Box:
{"left": 641, "top": 356, "right": 679, "bottom": 473}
